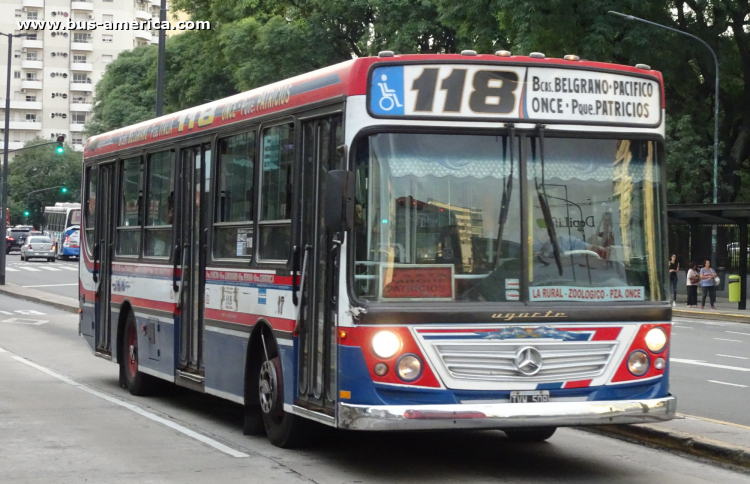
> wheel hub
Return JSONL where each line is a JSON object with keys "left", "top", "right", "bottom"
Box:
{"left": 259, "top": 360, "right": 278, "bottom": 414}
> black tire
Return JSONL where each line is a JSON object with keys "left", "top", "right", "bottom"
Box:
{"left": 20, "top": 254, "right": 25, "bottom": 261}
{"left": 254, "top": 332, "right": 310, "bottom": 448}
{"left": 121, "top": 310, "right": 155, "bottom": 396}
{"left": 49, "top": 257, "right": 55, "bottom": 263}
{"left": 503, "top": 427, "right": 557, "bottom": 442}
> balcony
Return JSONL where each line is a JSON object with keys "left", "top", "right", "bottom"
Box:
{"left": 21, "top": 38, "right": 43, "bottom": 49}
{"left": 70, "top": 103, "right": 92, "bottom": 112}
{"left": 69, "top": 123, "right": 85, "bottom": 132}
{"left": 135, "top": 9, "right": 151, "bottom": 21}
{"left": 72, "top": 143, "right": 84, "bottom": 152}
{"left": 71, "top": 1, "right": 94, "bottom": 12}
{"left": 71, "top": 42, "right": 93, "bottom": 52}
{"left": 20, "top": 80, "right": 42, "bottom": 90}
{"left": 8, "top": 121, "right": 42, "bottom": 130}
{"left": 22, "top": 0, "right": 44, "bottom": 7}
{"left": 135, "top": 30, "right": 152, "bottom": 41}
{"left": 21, "top": 59, "right": 43, "bottom": 70}
{"left": 4, "top": 142, "right": 25, "bottom": 151}
{"left": 10, "top": 101, "right": 42, "bottom": 110}
{"left": 70, "top": 82, "right": 93, "bottom": 92}
{"left": 70, "top": 62, "right": 93, "bottom": 72}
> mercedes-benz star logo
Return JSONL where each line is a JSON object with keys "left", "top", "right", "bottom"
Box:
{"left": 514, "top": 347, "right": 543, "bottom": 376}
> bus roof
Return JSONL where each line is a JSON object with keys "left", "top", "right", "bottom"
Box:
{"left": 84, "top": 54, "right": 664, "bottom": 159}
{"left": 45, "top": 203, "right": 81, "bottom": 211}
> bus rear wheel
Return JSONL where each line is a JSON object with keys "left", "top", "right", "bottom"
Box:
{"left": 121, "top": 311, "right": 154, "bottom": 396}
{"left": 255, "top": 334, "right": 309, "bottom": 448}
{"left": 503, "top": 427, "right": 557, "bottom": 442}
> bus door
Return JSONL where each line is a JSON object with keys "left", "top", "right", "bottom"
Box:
{"left": 297, "top": 115, "right": 344, "bottom": 413}
{"left": 94, "top": 162, "right": 116, "bottom": 355}
{"left": 177, "top": 143, "right": 211, "bottom": 376}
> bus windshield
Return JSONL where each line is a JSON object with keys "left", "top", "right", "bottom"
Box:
{"left": 353, "top": 132, "right": 665, "bottom": 304}
{"left": 70, "top": 209, "right": 81, "bottom": 226}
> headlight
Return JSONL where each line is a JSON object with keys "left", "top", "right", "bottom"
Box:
{"left": 371, "top": 331, "right": 401, "bottom": 359}
{"left": 645, "top": 327, "right": 668, "bottom": 353}
{"left": 627, "top": 350, "right": 650, "bottom": 376}
{"left": 397, "top": 354, "right": 422, "bottom": 381}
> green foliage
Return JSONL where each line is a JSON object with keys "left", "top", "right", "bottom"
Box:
{"left": 90, "top": 0, "right": 750, "bottom": 204}
{"left": 9, "top": 139, "right": 82, "bottom": 228}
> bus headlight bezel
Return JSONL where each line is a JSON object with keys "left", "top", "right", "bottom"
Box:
{"left": 396, "top": 354, "right": 422, "bottom": 382}
{"left": 627, "top": 350, "right": 650, "bottom": 376}
{"left": 645, "top": 327, "right": 668, "bottom": 353}
{"left": 371, "top": 330, "right": 402, "bottom": 359}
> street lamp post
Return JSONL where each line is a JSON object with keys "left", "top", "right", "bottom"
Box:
{"left": 0, "top": 32, "right": 29, "bottom": 285}
{"left": 608, "top": 11, "right": 720, "bottom": 263}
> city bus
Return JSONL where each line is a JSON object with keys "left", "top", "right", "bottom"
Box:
{"left": 80, "top": 52, "right": 675, "bottom": 448}
{"left": 43, "top": 202, "right": 81, "bottom": 259}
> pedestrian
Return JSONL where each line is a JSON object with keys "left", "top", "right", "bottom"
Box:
{"left": 669, "top": 254, "right": 680, "bottom": 306}
{"left": 686, "top": 261, "right": 699, "bottom": 307}
{"left": 700, "top": 259, "right": 718, "bottom": 310}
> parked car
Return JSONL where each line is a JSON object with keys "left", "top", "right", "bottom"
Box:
{"left": 20, "top": 236, "right": 56, "bottom": 262}
{"left": 6, "top": 227, "right": 31, "bottom": 253}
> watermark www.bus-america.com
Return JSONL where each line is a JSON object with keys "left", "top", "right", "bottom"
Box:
{"left": 17, "top": 19, "right": 211, "bottom": 32}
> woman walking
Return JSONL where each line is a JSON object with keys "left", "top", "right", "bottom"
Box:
{"left": 669, "top": 254, "right": 680, "bottom": 306}
{"left": 700, "top": 259, "right": 718, "bottom": 310}
{"left": 686, "top": 261, "right": 699, "bottom": 307}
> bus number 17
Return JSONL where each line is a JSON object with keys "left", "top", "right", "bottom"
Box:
{"left": 411, "top": 68, "right": 519, "bottom": 114}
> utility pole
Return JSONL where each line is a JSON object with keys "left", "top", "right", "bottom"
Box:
{"left": 609, "top": 11, "right": 720, "bottom": 264}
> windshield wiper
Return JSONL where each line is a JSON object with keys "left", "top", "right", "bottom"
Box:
{"left": 494, "top": 126, "right": 514, "bottom": 267}
{"left": 535, "top": 125, "right": 563, "bottom": 276}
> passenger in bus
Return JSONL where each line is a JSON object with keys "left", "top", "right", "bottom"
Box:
{"left": 167, "top": 192, "right": 174, "bottom": 225}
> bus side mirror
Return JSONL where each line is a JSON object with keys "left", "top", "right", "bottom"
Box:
{"left": 324, "top": 170, "right": 354, "bottom": 233}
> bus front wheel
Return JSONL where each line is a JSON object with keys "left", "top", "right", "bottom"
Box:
{"left": 254, "top": 333, "right": 310, "bottom": 448}
{"left": 503, "top": 427, "right": 557, "bottom": 442}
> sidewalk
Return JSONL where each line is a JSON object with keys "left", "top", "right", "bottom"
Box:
{"left": 2, "top": 281, "right": 750, "bottom": 471}
{"left": 673, "top": 296, "right": 750, "bottom": 323}
{"left": 0, "top": 282, "right": 78, "bottom": 313}
{"left": 588, "top": 414, "right": 750, "bottom": 471}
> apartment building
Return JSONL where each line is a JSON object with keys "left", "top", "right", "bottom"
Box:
{"left": 0, "top": 0, "right": 169, "bottom": 155}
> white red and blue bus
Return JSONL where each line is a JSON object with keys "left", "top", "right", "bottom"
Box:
{"left": 80, "top": 52, "right": 675, "bottom": 447}
{"left": 43, "top": 202, "right": 81, "bottom": 259}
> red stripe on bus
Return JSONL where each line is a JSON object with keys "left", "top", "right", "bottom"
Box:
{"left": 563, "top": 379, "right": 592, "bottom": 389}
{"left": 110, "top": 295, "right": 177, "bottom": 313}
{"left": 203, "top": 308, "right": 295, "bottom": 332}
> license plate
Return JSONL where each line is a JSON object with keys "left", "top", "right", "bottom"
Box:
{"left": 510, "top": 390, "right": 550, "bottom": 403}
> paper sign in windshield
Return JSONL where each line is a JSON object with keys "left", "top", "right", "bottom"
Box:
{"left": 530, "top": 286, "right": 645, "bottom": 302}
{"left": 380, "top": 264, "right": 455, "bottom": 301}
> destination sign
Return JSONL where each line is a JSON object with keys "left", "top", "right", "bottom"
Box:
{"left": 369, "top": 64, "right": 661, "bottom": 126}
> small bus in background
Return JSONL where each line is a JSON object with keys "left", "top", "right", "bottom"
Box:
{"left": 43, "top": 202, "right": 81, "bottom": 260}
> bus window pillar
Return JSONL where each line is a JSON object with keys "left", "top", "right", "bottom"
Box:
{"left": 739, "top": 220, "right": 748, "bottom": 311}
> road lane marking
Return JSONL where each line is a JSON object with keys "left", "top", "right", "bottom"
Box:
{"left": 682, "top": 413, "right": 750, "bottom": 431}
{"left": 5, "top": 268, "right": 18, "bottom": 272}
{"left": 15, "top": 266, "right": 40, "bottom": 271}
{"left": 22, "top": 283, "right": 79, "bottom": 288}
{"left": 672, "top": 358, "right": 750, "bottom": 372}
{"left": 726, "top": 331, "right": 750, "bottom": 336}
{"left": 9, "top": 355, "right": 249, "bottom": 458}
{"left": 707, "top": 380, "right": 748, "bottom": 388}
{"left": 714, "top": 338, "right": 743, "bottom": 342}
{"left": 717, "top": 354, "right": 749, "bottom": 360}
{"left": 36, "top": 267, "right": 61, "bottom": 271}
{"left": 0, "top": 347, "right": 7, "bottom": 353}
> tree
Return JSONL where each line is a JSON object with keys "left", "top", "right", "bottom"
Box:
{"left": 9, "top": 139, "right": 82, "bottom": 228}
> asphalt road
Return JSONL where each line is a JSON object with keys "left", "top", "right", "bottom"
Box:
{"left": 0, "top": 294, "right": 747, "bottom": 483}
{"left": 4, "top": 251, "right": 78, "bottom": 298}
{"left": 671, "top": 315, "right": 750, "bottom": 427}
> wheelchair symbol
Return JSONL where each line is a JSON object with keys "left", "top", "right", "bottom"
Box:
{"left": 377, "top": 74, "right": 403, "bottom": 111}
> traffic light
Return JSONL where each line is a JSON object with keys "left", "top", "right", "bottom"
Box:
{"left": 23, "top": 211, "right": 29, "bottom": 217}
{"left": 61, "top": 187, "right": 67, "bottom": 193}
{"left": 56, "top": 135, "right": 65, "bottom": 154}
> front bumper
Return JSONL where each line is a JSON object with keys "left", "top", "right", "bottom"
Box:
{"left": 338, "top": 395, "right": 676, "bottom": 430}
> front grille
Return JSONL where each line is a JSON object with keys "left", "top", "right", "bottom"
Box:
{"left": 431, "top": 341, "right": 618, "bottom": 382}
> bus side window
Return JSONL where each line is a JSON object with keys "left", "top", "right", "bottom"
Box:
{"left": 84, "top": 166, "right": 97, "bottom": 255}
{"left": 144, "top": 150, "right": 175, "bottom": 258}
{"left": 214, "top": 131, "right": 255, "bottom": 259}
{"left": 258, "top": 123, "right": 294, "bottom": 262}
{"left": 116, "top": 156, "right": 143, "bottom": 257}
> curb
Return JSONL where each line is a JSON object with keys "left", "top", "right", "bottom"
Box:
{"left": 0, "top": 284, "right": 78, "bottom": 314}
{"left": 583, "top": 423, "right": 750, "bottom": 471}
{"left": 673, "top": 309, "right": 750, "bottom": 324}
